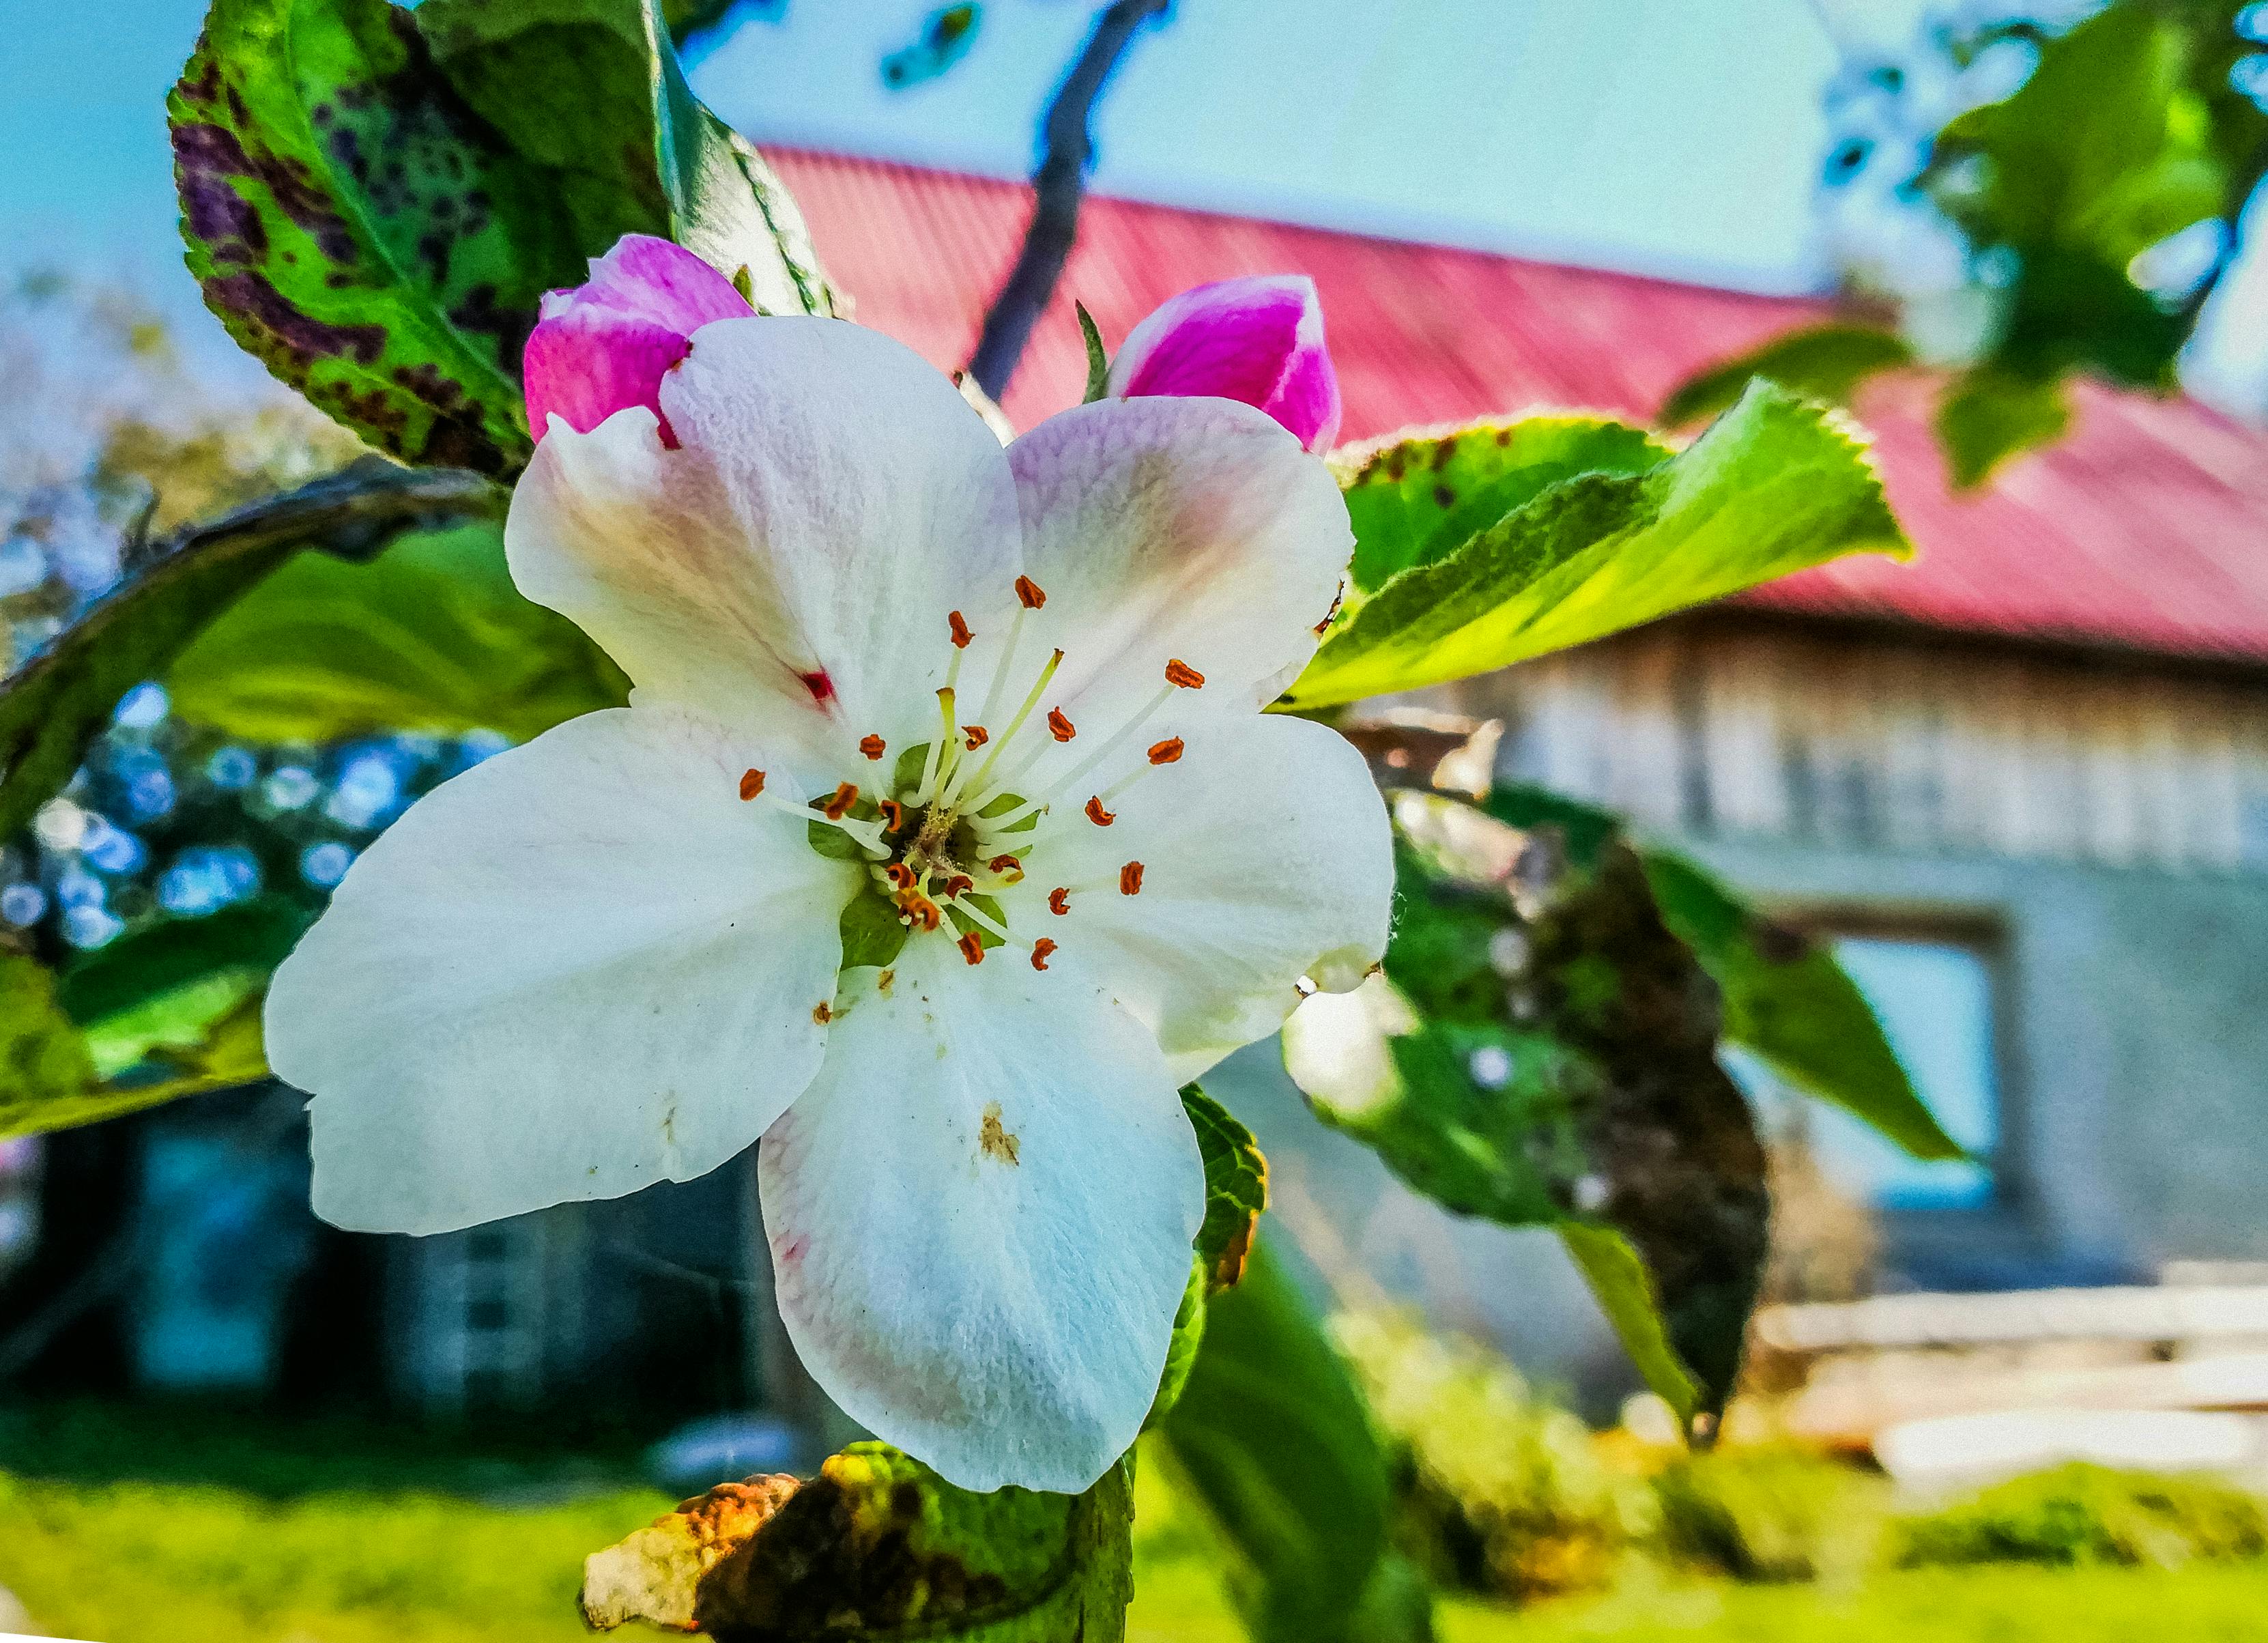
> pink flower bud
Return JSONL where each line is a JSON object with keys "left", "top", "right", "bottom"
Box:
{"left": 1106, "top": 276, "right": 1342, "bottom": 453}
{"left": 523, "top": 235, "right": 752, "bottom": 445}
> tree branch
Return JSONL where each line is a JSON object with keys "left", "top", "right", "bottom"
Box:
{"left": 966, "top": 0, "right": 1170, "bottom": 401}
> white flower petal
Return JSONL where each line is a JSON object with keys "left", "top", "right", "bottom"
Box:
{"left": 1035, "top": 711, "right": 1392, "bottom": 1081}
{"left": 760, "top": 944, "right": 1203, "bottom": 1493}
{"left": 268, "top": 707, "right": 856, "bottom": 1235}
{"left": 1005, "top": 395, "right": 1351, "bottom": 730}
{"left": 507, "top": 318, "right": 1024, "bottom": 777}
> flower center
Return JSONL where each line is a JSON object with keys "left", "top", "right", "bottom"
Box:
{"left": 738, "top": 578, "right": 1207, "bottom": 975}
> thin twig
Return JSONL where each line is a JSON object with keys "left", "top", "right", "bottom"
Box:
{"left": 966, "top": 0, "right": 1170, "bottom": 399}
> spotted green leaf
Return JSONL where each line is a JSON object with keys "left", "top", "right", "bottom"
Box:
{"left": 1334, "top": 414, "right": 1668, "bottom": 595}
{"left": 1476, "top": 783, "right": 1958, "bottom": 1161}
{"left": 418, "top": 0, "right": 834, "bottom": 317}
{"left": 582, "top": 1442, "right": 1134, "bottom": 1642}
{"left": 1280, "top": 384, "right": 1908, "bottom": 711}
{"left": 171, "top": 0, "right": 579, "bottom": 473}
{"left": 1285, "top": 795, "right": 1768, "bottom": 1421}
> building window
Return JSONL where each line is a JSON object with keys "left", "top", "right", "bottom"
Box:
{"left": 1732, "top": 933, "right": 2001, "bottom": 1213}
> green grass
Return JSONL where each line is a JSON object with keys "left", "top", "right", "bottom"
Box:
{"left": 5, "top": 1404, "right": 2268, "bottom": 1643}
{"left": 1446, "top": 1562, "right": 2268, "bottom": 1643}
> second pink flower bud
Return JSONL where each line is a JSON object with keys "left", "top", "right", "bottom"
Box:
{"left": 1107, "top": 274, "right": 1343, "bottom": 454}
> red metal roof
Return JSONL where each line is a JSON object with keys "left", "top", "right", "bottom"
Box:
{"left": 771, "top": 149, "right": 2268, "bottom": 666}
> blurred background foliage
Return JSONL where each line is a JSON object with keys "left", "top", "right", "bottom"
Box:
{"left": 1667, "top": 0, "right": 2268, "bottom": 483}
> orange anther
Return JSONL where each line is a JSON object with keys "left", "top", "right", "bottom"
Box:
{"left": 1085, "top": 796, "right": 1116, "bottom": 827}
{"left": 859, "top": 733, "right": 887, "bottom": 760}
{"left": 1015, "top": 574, "right": 1048, "bottom": 610}
{"left": 958, "top": 930, "right": 986, "bottom": 965}
{"left": 963, "top": 725, "right": 989, "bottom": 751}
{"left": 885, "top": 862, "right": 917, "bottom": 890}
{"left": 942, "top": 873, "right": 974, "bottom": 900}
{"left": 1164, "top": 659, "right": 1205, "bottom": 689}
{"left": 1314, "top": 582, "right": 1345, "bottom": 636}
{"left": 738, "top": 769, "right": 766, "bottom": 800}
{"left": 1147, "top": 737, "right": 1184, "bottom": 765}
{"left": 878, "top": 799, "right": 907, "bottom": 832}
{"left": 812, "top": 1001, "right": 833, "bottom": 1024}
{"left": 988, "top": 854, "right": 1024, "bottom": 881}
{"left": 821, "top": 782, "right": 859, "bottom": 820}
{"left": 1047, "top": 707, "right": 1076, "bottom": 742}
{"left": 949, "top": 610, "right": 973, "bottom": 648}
{"left": 1048, "top": 887, "right": 1071, "bottom": 915}
{"left": 1031, "top": 938, "right": 1058, "bottom": 972}
{"left": 895, "top": 889, "right": 942, "bottom": 931}
{"left": 1119, "top": 861, "right": 1146, "bottom": 896}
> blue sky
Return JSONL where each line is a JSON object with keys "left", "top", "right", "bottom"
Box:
{"left": 1, "top": 0, "right": 1849, "bottom": 307}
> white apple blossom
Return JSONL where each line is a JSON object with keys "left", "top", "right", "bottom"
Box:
{"left": 263, "top": 313, "right": 1392, "bottom": 1493}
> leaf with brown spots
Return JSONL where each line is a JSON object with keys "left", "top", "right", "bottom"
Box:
{"left": 1284, "top": 385, "right": 1910, "bottom": 710}
{"left": 582, "top": 1442, "right": 1134, "bottom": 1642}
{"left": 1284, "top": 790, "right": 1771, "bottom": 1425}
{"left": 171, "top": 0, "right": 584, "bottom": 472}
{"left": 1482, "top": 784, "right": 1960, "bottom": 1162}
{"left": 1332, "top": 413, "right": 1667, "bottom": 597}
{"left": 416, "top": 0, "right": 835, "bottom": 318}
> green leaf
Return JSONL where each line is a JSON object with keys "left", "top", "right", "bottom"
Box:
{"left": 58, "top": 896, "right": 311, "bottom": 1034}
{"left": 581, "top": 1442, "right": 1134, "bottom": 1642}
{"left": 164, "top": 521, "right": 627, "bottom": 742}
{"left": 418, "top": 0, "right": 834, "bottom": 317}
{"left": 1181, "top": 1083, "right": 1267, "bottom": 1291}
{"left": 415, "top": 0, "right": 672, "bottom": 260}
{"left": 1923, "top": 4, "right": 2226, "bottom": 404}
{"left": 1158, "top": 1238, "right": 1416, "bottom": 1643}
{"left": 0, "top": 461, "right": 501, "bottom": 845}
{"left": 1284, "top": 795, "right": 1769, "bottom": 1420}
{"left": 1931, "top": 7, "right": 2224, "bottom": 272}
{"left": 1557, "top": 1223, "right": 1702, "bottom": 1427}
{"left": 1279, "top": 384, "right": 1909, "bottom": 710}
{"left": 1635, "top": 851, "right": 1962, "bottom": 1162}
{"left": 1934, "top": 368, "right": 2072, "bottom": 489}
{"left": 1478, "top": 782, "right": 1956, "bottom": 1162}
{"left": 0, "top": 952, "right": 102, "bottom": 1142}
{"left": 1659, "top": 323, "right": 1914, "bottom": 427}
{"left": 171, "top": 0, "right": 576, "bottom": 472}
{"left": 53, "top": 899, "right": 306, "bottom": 1096}
{"left": 1146, "top": 1257, "right": 1208, "bottom": 1430}
{"left": 648, "top": 0, "right": 835, "bottom": 316}
{"left": 0, "top": 960, "right": 271, "bottom": 1142}
{"left": 1077, "top": 302, "right": 1110, "bottom": 403}
{"left": 1334, "top": 415, "right": 1668, "bottom": 597}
